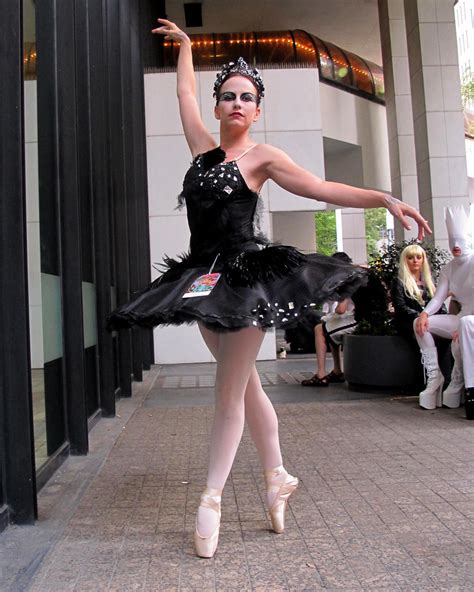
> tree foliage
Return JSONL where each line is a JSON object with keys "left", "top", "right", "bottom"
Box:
{"left": 314, "top": 211, "right": 337, "bottom": 256}
{"left": 365, "top": 207, "right": 387, "bottom": 257}
{"left": 461, "top": 69, "right": 474, "bottom": 107}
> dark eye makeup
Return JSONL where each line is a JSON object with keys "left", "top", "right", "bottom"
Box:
{"left": 218, "top": 91, "right": 257, "bottom": 103}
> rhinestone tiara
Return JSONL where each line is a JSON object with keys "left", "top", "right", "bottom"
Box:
{"left": 213, "top": 57, "right": 265, "bottom": 101}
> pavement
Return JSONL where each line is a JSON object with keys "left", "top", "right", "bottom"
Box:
{"left": 1, "top": 357, "right": 474, "bottom": 591}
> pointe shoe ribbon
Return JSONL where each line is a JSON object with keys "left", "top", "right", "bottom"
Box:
{"left": 265, "top": 467, "right": 299, "bottom": 534}
{"left": 194, "top": 487, "right": 222, "bottom": 558}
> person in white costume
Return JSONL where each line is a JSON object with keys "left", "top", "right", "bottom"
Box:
{"left": 414, "top": 206, "right": 474, "bottom": 418}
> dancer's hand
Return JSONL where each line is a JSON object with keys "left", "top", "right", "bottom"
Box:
{"left": 415, "top": 312, "right": 429, "bottom": 337}
{"left": 452, "top": 330, "right": 459, "bottom": 342}
{"left": 152, "top": 18, "right": 190, "bottom": 44}
{"left": 383, "top": 195, "right": 432, "bottom": 241}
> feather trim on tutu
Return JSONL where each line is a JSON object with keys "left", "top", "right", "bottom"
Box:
{"left": 224, "top": 245, "right": 305, "bottom": 287}
{"left": 152, "top": 252, "right": 195, "bottom": 285}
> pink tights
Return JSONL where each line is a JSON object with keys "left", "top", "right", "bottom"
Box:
{"left": 197, "top": 324, "right": 284, "bottom": 535}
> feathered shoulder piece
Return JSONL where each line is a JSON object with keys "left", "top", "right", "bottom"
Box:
{"left": 201, "top": 146, "right": 226, "bottom": 171}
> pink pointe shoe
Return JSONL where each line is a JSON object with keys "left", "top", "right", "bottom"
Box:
{"left": 194, "top": 487, "right": 222, "bottom": 558}
{"left": 264, "top": 465, "right": 299, "bottom": 534}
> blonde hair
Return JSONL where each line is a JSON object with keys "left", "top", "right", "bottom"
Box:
{"left": 398, "top": 244, "right": 435, "bottom": 305}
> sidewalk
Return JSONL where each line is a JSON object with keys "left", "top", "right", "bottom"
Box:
{"left": 2, "top": 358, "right": 474, "bottom": 591}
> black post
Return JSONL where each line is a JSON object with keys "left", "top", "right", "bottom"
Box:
{"left": 121, "top": 0, "right": 144, "bottom": 383}
{"left": 136, "top": 0, "right": 155, "bottom": 369}
{"left": 57, "top": 0, "right": 89, "bottom": 453}
{"left": 106, "top": 0, "right": 133, "bottom": 397}
{"left": 88, "top": 0, "right": 116, "bottom": 417}
{"left": 0, "top": 0, "right": 37, "bottom": 524}
{"left": 37, "top": 0, "right": 89, "bottom": 454}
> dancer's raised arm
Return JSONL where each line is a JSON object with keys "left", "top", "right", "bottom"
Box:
{"left": 152, "top": 19, "right": 216, "bottom": 156}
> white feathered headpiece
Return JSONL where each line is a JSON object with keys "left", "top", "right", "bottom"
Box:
{"left": 444, "top": 205, "right": 472, "bottom": 255}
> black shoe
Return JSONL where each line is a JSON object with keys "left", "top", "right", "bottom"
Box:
{"left": 326, "top": 370, "right": 345, "bottom": 383}
{"left": 466, "top": 388, "right": 474, "bottom": 421}
{"left": 301, "top": 374, "right": 329, "bottom": 387}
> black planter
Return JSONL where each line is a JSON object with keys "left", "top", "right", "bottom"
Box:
{"left": 343, "top": 334, "right": 424, "bottom": 390}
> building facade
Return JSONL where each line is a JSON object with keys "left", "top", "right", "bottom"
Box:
{"left": 0, "top": 0, "right": 156, "bottom": 530}
{"left": 0, "top": 0, "right": 470, "bottom": 531}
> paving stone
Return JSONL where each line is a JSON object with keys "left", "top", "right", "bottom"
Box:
{"left": 3, "top": 362, "right": 474, "bottom": 591}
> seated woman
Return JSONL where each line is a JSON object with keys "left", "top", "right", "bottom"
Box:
{"left": 302, "top": 252, "right": 357, "bottom": 387}
{"left": 391, "top": 244, "right": 448, "bottom": 399}
{"left": 391, "top": 244, "right": 438, "bottom": 341}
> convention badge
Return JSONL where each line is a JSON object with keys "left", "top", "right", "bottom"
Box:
{"left": 183, "top": 273, "right": 221, "bottom": 298}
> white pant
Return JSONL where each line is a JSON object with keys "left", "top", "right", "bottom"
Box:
{"left": 414, "top": 314, "right": 474, "bottom": 388}
{"left": 459, "top": 315, "right": 474, "bottom": 388}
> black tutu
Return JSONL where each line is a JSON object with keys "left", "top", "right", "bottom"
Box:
{"left": 107, "top": 147, "right": 367, "bottom": 332}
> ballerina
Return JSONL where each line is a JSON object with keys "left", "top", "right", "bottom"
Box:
{"left": 108, "top": 19, "right": 431, "bottom": 558}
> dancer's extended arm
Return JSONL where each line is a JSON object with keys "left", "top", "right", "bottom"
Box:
{"left": 261, "top": 145, "right": 431, "bottom": 240}
{"left": 152, "top": 19, "right": 215, "bottom": 156}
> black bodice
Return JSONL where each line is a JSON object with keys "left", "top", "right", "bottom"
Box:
{"left": 180, "top": 147, "right": 264, "bottom": 263}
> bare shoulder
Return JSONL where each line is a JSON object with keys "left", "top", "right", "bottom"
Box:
{"left": 251, "top": 143, "right": 292, "bottom": 172}
{"left": 254, "top": 143, "right": 288, "bottom": 162}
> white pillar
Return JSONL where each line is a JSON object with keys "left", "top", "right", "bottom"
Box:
{"left": 404, "top": 0, "right": 469, "bottom": 249}
{"left": 378, "top": 0, "right": 420, "bottom": 241}
{"left": 340, "top": 208, "right": 367, "bottom": 265}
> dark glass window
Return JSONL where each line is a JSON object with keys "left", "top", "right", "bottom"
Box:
{"left": 365, "top": 60, "right": 385, "bottom": 100}
{"left": 188, "top": 34, "right": 216, "bottom": 67}
{"left": 292, "top": 30, "right": 318, "bottom": 64}
{"left": 254, "top": 31, "right": 295, "bottom": 63}
{"left": 345, "top": 50, "right": 374, "bottom": 94}
{"left": 214, "top": 32, "right": 257, "bottom": 65}
{"left": 324, "top": 41, "right": 351, "bottom": 86}
{"left": 27, "top": 31, "right": 386, "bottom": 104}
{"left": 162, "top": 38, "right": 177, "bottom": 67}
{"left": 309, "top": 35, "right": 334, "bottom": 80}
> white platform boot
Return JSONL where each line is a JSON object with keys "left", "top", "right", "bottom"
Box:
{"left": 443, "top": 357, "right": 464, "bottom": 409}
{"left": 419, "top": 347, "right": 444, "bottom": 410}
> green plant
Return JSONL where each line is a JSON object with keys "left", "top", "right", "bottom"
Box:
{"left": 461, "top": 69, "right": 474, "bottom": 108}
{"left": 314, "top": 211, "right": 337, "bottom": 256}
{"left": 364, "top": 207, "right": 387, "bottom": 258}
{"left": 353, "top": 239, "right": 450, "bottom": 336}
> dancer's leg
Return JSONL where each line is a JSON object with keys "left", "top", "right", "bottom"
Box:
{"left": 244, "top": 365, "right": 299, "bottom": 530}
{"left": 244, "top": 367, "right": 282, "bottom": 469}
{"left": 197, "top": 324, "right": 264, "bottom": 536}
{"left": 199, "top": 325, "right": 282, "bottom": 469}
{"left": 199, "top": 325, "right": 282, "bottom": 471}
{"left": 199, "top": 326, "right": 293, "bottom": 513}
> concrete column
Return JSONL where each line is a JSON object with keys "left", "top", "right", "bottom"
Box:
{"left": 378, "top": 0, "right": 419, "bottom": 241}
{"left": 340, "top": 208, "right": 367, "bottom": 265}
{"left": 404, "top": 0, "right": 469, "bottom": 249}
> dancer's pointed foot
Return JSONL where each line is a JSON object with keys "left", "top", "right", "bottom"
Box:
{"left": 264, "top": 465, "right": 299, "bottom": 534}
{"left": 194, "top": 487, "right": 222, "bottom": 558}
